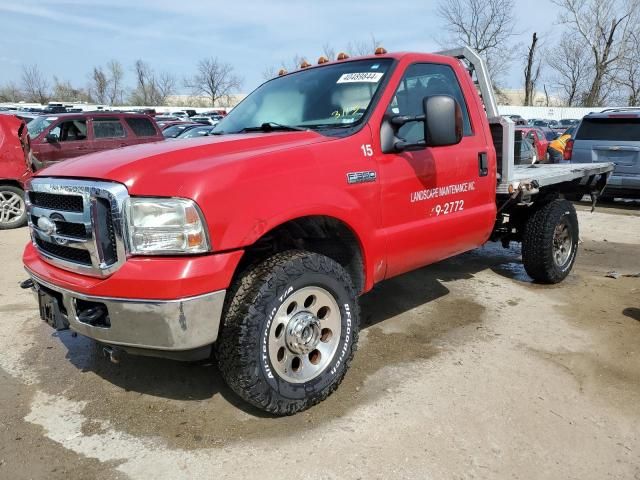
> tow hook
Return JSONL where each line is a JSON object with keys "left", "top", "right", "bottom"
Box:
{"left": 102, "top": 345, "right": 121, "bottom": 364}
{"left": 20, "top": 278, "right": 34, "bottom": 290}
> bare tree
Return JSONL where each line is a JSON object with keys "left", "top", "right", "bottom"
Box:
{"left": 552, "top": 0, "right": 640, "bottom": 106}
{"left": 617, "top": 31, "right": 640, "bottom": 105}
{"left": 436, "top": 0, "right": 516, "bottom": 81}
{"left": 155, "top": 71, "right": 177, "bottom": 105}
{"left": 90, "top": 67, "right": 109, "bottom": 104}
{"left": 523, "top": 33, "right": 542, "bottom": 106}
{"left": 51, "top": 77, "right": 87, "bottom": 102}
{"left": 547, "top": 34, "right": 590, "bottom": 106}
{"left": 345, "top": 35, "right": 382, "bottom": 56}
{"left": 322, "top": 43, "right": 336, "bottom": 61}
{"left": 130, "top": 60, "right": 176, "bottom": 106}
{"left": 106, "top": 60, "right": 125, "bottom": 105}
{"left": 21, "top": 64, "right": 49, "bottom": 104}
{"left": 0, "top": 82, "right": 22, "bottom": 102}
{"left": 184, "top": 57, "right": 242, "bottom": 107}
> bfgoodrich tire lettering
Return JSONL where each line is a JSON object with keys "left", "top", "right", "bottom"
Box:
{"left": 522, "top": 199, "right": 579, "bottom": 284}
{"left": 217, "top": 250, "right": 359, "bottom": 415}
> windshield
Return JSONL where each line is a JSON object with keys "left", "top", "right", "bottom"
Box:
{"left": 27, "top": 116, "right": 55, "bottom": 137}
{"left": 214, "top": 58, "right": 392, "bottom": 134}
{"left": 163, "top": 124, "right": 196, "bottom": 138}
{"left": 180, "top": 126, "right": 215, "bottom": 138}
{"left": 576, "top": 117, "right": 640, "bottom": 141}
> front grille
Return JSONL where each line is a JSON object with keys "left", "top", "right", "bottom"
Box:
{"left": 27, "top": 179, "right": 128, "bottom": 277}
{"left": 29, "top": 191, "right": 83, "bottom": 212}
{"left": 35, "top": 238, "right": 92, "bottom": 265}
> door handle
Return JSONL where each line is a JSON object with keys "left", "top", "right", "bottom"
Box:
{"left": 478, "top": 152, "right": 488, "bottom": 177}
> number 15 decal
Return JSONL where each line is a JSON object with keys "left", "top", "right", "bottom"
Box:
{"left": 360, "top": 144, "right": 373, "bottom": 157}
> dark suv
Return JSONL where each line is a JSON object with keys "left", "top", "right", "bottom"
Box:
{"left": 567, "top": 109, "right": 640, "bottom": 198}
{"left": 27, "top": 112, "right": 163, "bottom": 166}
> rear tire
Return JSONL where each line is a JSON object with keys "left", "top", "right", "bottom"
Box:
{"left": 522, "top": 199, "right": 579, "bottom": 284}
{"left": 0, "top": 185, "right": 27, "bottom": 230}
{"left": 217, "top": 250, "right": 359, "bottom": 415}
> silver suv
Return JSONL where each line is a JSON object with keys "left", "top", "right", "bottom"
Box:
{"left": 568, "top": 109, "right": 640, "bottom": 198}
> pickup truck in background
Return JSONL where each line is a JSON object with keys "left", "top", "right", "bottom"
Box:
{"left": 22, "top": 47, "right": 613, "bottom": 415}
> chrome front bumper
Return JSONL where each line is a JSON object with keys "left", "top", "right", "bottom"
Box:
{"left": 26, "top": 271, "right": 226, "bottom": 354}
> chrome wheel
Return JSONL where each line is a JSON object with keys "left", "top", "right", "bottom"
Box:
{"left": 0, "top": 190, "right": 25, "bottom": 226}
{"left": 552, "top": 219, "right": 573, "bottom": 267}
{"left": 268, "top": 286, "right": 342, "bottom": 383}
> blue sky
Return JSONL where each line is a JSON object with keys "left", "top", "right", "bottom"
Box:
{"left": 0, "top": 0, "right": 559, "bottom": 94}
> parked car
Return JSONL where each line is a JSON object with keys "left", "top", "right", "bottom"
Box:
{"left": 531, "top": 119, "right": 551, "bottom": 128}
{"left": 154, "top": 115, "right": 180, "bottom": 123}
{"left": 516, "top": 126, "right": 550, "bottom": 160}
{"left": 171, "top": 111, "right": 190, "bottom": 120}
{"left": 0, "top": 115, "right": 33, "bottom": 229}
{"left": 540, "top": 127, "right": 560, "bottom": 141}
{"left": 176, "top": 125, "right": 217, "bottom": 138}
{"left": 162, "top": 123, "right": 200, "bottom": 138}
{"left": 42, "top": 105, "right": 67, "bottom": 114}
{"left": 503, "top": 114, "right": 527, "bottom": 126}
{"left": 566, "top": 108, "right": 640, "bottom": 198}
{"left": 518, "top": 137, "right": 537, "bottom": 165}
{"left": 558, "top": 119, "right": 579, "bottom": 129}
{"left": 191, "top": 115, "right": 222, "bottom": 126}
{"left": 27, "top": 112, "right": 163, "bottom": 166}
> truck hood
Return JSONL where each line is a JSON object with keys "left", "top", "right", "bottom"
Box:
{"left": 37, "top": 131, "right": 334, "bottom": 194}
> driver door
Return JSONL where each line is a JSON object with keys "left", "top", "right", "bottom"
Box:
{"left": 376, "top": 63, "right": 496, "bottom": 278}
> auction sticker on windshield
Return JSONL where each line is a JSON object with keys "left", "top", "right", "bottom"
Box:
{"left": 337, "top": 72, "right": 384, "bottom": 83}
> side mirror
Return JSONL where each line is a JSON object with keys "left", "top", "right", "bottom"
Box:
{"left": 380, "top": 95, "right": 463, "bottom": 153}
{"left": 422, "top": 95, "right": 463, "bottom": 147}
{"left": 45, "top": 133, "right": 59, "bottom": 143}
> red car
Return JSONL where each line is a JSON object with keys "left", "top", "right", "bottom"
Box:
{"left": 0, "top": 115, "right": 32, "bottom": 229}
{"left": 27, "top": 112, "right": 163, "bottom": 166}
{"left": 516, "top": 127, "right": 549, "bottom": 160}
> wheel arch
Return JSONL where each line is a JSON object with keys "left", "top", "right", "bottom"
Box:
{"left": 235, "top": 215, "right": 369, "bottom": 295}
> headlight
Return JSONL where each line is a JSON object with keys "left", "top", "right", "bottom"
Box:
{"left": 125, "top": 197, "right": 210, "bottom": 255}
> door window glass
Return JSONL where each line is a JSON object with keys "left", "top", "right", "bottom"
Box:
{"left": 126, "top": 117, "right": 157, "bottom": 136}
{"left": 388, "top": 63, "right": 472, "bottom": 143}
{"left": 49, "top": 120, "right": 87, "bottom": 142}
{"left": 93, "top": 118, "right": 126, "bottom": 138}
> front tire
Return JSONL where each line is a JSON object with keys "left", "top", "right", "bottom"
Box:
{"left": 217, "top": 250, "right": 359, "bottom": 415}
{"left": 0, "top": 185, "right": 27, "bottom": 230}
{"left": 522, "top": 199, "right": 579, "bottom": 284}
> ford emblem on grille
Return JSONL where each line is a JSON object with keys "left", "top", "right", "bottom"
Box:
{"left": 37, "top": 216, "right": 56, "bottom": 235}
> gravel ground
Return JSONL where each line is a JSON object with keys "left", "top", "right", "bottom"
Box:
{"left": 0, "top": 203, "right": 638, "bottom": 480}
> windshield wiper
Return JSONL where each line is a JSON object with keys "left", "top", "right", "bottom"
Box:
{"left": 236, "top": 122, "right": 308, "bottom": 133}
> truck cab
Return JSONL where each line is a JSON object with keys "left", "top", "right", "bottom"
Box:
{"left": 22, "top": 48, "right": 613, "bottom": 415}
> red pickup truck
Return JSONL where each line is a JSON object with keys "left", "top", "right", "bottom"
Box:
{"left": 22, "top": 48, "right": 613, "bottom": 415}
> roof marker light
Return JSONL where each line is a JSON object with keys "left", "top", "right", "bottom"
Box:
{"left": 300, "top": 59, "right": 311, "bottom": 69}
{"left": 374, "top": 46, "right": 387, "bottom": 55}
{"left": 317, "top": 56, "right": 329, "bottom": 64}
{"left": 336, "top": 52, "right": 350, "bottom": 60}
{"left": 278, "top": 69, "right": 287, "bottom": 76}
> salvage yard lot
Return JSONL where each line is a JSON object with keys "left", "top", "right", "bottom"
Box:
{"left": 1, "top": 205, "right": 639, "bottom": 480}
